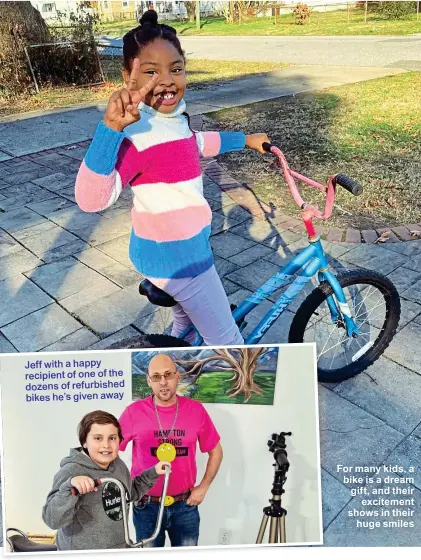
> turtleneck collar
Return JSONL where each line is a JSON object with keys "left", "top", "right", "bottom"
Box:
{"left": 139, "top": 99, "right": 187, "bottom": 119}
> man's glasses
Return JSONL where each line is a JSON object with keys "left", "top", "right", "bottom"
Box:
{"left": 148, "top": 371, "right": 177, "bottom": 383}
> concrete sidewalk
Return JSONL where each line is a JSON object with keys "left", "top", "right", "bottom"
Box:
{"left": 1, "top": 66, "right": 421, "bottom": 546}
{"left": 0, "top": 64, "right": 406, "bottom": 158}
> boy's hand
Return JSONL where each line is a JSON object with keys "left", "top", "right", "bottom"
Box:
{"left": 103, "top": 58, "right": 159, "bottom": 133}
{"left": 245, "top": 133, "right": 271, "bottom": 154}
{"left": 70, "top": 476, "right": 98, "bottom": 495}
{"left": 155, "top": 461, "right": 171, "bottom": 475}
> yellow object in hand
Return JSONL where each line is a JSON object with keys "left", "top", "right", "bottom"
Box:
{"left": 157, "top": 443, "right": 176, "bottom": 462}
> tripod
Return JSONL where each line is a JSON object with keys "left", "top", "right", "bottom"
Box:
{"left": 256, "top": 432, "right": 291, "bottom": 545}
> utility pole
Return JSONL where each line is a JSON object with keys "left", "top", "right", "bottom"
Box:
{"left": 196, "top": 0, "right": 200, "bottom": 30}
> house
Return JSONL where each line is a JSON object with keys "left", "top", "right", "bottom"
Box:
{"left": 30, "top": 1, "right": 81, "bottom": 20}
{"left": 89, "top": 0, "right": 138, "bottom": 21}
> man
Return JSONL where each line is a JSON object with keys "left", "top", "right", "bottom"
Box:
{"left": 119, "top": 353, "right": 223, "bottom": 547}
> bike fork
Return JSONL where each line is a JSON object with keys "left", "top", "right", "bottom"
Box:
{"left": 319, "top": 270, "right": 359, "bottom": 337}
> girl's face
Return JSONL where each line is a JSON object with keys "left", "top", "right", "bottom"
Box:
{"left": 123, "top": 38, "right": 186, "bottom": 114}
{"left": 83, "top": 423, "right": 120, "bottom": 469}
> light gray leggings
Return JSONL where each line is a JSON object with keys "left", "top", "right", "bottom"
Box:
{"left": 146, "top": 265, "right": 244, "bottom": 346}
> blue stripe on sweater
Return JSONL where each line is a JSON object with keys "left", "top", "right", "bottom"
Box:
{"left": 129, "top": 225, "right": 214, "bottom": 279}
{"left": 219, "top": 132, "right": 246, "bottom": 154}
{"left": 84, "top": 121, "right": 125, "bottom": 175}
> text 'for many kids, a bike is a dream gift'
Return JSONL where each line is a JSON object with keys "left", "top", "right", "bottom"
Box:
{"left": 117, "top": 143, "right": 401, "bottom": 384}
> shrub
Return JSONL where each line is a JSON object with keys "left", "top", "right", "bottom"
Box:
{"left": 292, "top": 3, "right": 312, "bottom": 25}
{"left": 376, "top": 1, "right": 417, "bottom": 19}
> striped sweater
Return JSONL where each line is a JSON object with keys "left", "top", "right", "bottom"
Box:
{"left": 75, "top": 99, "right": 246, "bottom": 279}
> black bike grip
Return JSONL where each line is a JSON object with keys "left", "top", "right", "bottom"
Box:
{"left": 262, "top": 142, "right": 273, "bottom": 153}
{"left": 334, "top": 174, "right": 363, "bottom": 196}
{"left": 71, "top": 479, "right": 101, "bottom": 496}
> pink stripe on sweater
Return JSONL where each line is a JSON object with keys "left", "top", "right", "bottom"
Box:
{"left": 131, "top": 203, "right": 212, "bottom": 242}
{"left": 116, "top": 137, "right": 144, "bottom": 186}
{"left": 199, "top": 132, "right": 221, "bottom": 157}
{"left": 75, "top": 161, "right": 120, "bottom": 212}
{"left": 125, "top": 136, "right": 201, "bottom": 186}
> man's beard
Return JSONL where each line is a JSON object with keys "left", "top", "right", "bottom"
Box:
{"left": 156, "top": 388, "right": 174, "bottom": 401}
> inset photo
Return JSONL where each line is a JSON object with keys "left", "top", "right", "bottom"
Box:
{"left": 0, "top": 343, "right": 322, "bottom": 553}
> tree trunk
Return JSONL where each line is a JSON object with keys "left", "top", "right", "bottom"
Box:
{"left": 184, "top": 1, "right": 197, "bottom": 22}
{"left": 176, "top": 347, "right": 268, "bottom": 402}
{"left": 0, "top": 1, "right": 51, "bottom": 97}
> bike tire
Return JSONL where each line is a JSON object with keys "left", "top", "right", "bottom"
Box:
{"left": 288, "top": 269, "right": 401, "bottom": 383}
{"left": 106, "top": 334, "right": 192, "bottom": 350}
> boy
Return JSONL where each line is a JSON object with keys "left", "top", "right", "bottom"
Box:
{"left": 42, "top": 410, "right": 169, "bottom": 550}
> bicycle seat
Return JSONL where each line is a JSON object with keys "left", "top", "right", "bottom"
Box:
{"left": 8, "top": 535, "right": 57, "bottom": 553}
{"left": 139, "top": 279, "right": 177, "bottom": 308}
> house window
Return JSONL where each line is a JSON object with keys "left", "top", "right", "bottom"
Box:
{"left": 42, "top": 2, "right": 55, "bottom": 12}
{"left": 122, "top": 0, "right": 129, "bottom": 7}
{"left": 103, "top": 0, "right": 109, "bottom": 8}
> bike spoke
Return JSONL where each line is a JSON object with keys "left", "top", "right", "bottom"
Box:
{"left": 305, "top": 281, "right": 388, "bottom": 372}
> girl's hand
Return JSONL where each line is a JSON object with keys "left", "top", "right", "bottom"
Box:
{"left": 70, "top": 476, "right": 98, "bottom": 495}
{"left": 155, "top": 461, "right": 171, "bottom": 475}
{"left": 246, "top": 133, "right": 271, "bottom": 154}
{"left": 103, "top": 58, "right": 159, "bottom": 132}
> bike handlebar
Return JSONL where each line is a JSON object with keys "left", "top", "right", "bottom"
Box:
{"left": 70, "top": 466, "right": 172, "bottom": 548}
{"left": 261, "top": 143, "right": 363, "bottom": 224}
{"left": 333, "top": 174, "right": 363, "bottom": 196}
{"left": 71, "top": 479, "right": 101, "bottom": 496}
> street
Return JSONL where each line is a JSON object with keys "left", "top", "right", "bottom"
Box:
{"left": 97, "top": 34, "right": 421, "bottom": 69}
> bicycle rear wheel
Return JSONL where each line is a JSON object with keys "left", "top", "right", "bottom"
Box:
{"left": 288, "top": 269, "right": 400, "bottom": 382}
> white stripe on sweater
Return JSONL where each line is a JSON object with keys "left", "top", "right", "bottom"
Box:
{"left": 124, "top": 113, "right": 195, "bottom": 152}
{"left": 131, "top": 177, "right": 207, "bottom": 214}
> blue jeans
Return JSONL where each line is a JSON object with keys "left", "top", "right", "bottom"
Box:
{"left": 133, "top": 499, "right": 200, "bottom": 547}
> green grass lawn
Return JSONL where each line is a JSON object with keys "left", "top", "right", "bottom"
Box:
{"left": 191, "top": 372, "right": 275, "bottom": 405}
{"left": 132, "top": 372, "right": 276, "bottom": 405}
{"left": 0, "top": 59, "right": 287, "bottom": 118}
{"left": 100, "top": 11, "right": 421, "bottom": 37}
{"left": 206, "top": 71, "right": 421, "bottom": 230}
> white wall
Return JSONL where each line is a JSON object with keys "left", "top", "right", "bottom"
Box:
{"left": 193, "top": 344, "right": 322, "bottom": 546}
{"left": 0, "top": 350, "right": 133, "bottom": 534}
{"left": 0, "top": 344, "right": 322, "bottom": 548}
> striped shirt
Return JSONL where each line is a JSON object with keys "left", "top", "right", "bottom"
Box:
{"left": 75, "top": 99, "right": 245, "bottom": 279}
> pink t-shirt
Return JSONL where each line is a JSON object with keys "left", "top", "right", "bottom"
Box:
{"left": 119, "top": 396, "right": 220, "bottom": 496}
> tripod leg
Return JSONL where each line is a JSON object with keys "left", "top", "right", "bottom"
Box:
{"left": 269, "top": 516, "right": 278, "bottom": 543}
{"left": 256, "top": 514, "right": 269, "bottom": 544}
{"left": 280, "top": 514, "right": 286, "bottom": 544}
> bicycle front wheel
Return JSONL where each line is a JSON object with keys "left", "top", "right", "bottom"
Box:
{"left": 288, "top": 269, "right": 400, "bottom": 382}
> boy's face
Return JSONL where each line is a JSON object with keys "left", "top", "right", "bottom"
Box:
{"left": 84, "top": 423, "right": 120, "bottom": 469}
{"left": 122, "top": 38, "right": 186, "bottom": 114}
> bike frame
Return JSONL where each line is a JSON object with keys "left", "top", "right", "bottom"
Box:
{"left": 100, "top": 466, "right": 171, "bottom": 548}
{"left": 178, "top": 146, "right": 360, "bottom": 347}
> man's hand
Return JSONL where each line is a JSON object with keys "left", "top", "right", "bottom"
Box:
{"left": 245, "top": 133, "right": 271, "bottom": 154}
{"left": 186, "top": 484, "right": 208, "bottom": 506}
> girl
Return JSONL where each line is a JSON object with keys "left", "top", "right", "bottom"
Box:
{"left": 42, "top": 410, "right": 169, "bottom": 550}
{"left": 75, "top": 9, "right": 270, "bottom": 346}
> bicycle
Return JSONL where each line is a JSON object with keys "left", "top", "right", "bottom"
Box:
{"left": 6, "top": 466, "right": 172, "bottom": 552}
{"left": 110, "top": 143, "right": 401, "bottom": 384}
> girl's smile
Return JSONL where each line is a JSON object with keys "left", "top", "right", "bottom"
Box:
{"left": 123, "top": 38, "right": 186, "bottom": 114}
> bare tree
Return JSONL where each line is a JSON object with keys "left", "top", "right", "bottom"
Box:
{"left": 175, "top": 347, "right": 269, "bottom": 402}
{"left": 184, "top": 1, "right": 197, "bottom": 22}
{"left": 217, "top": 1, "right": 273, "bottom": 24}
{"left": 0, "top": 1, "right": 51, "bottom": 97}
